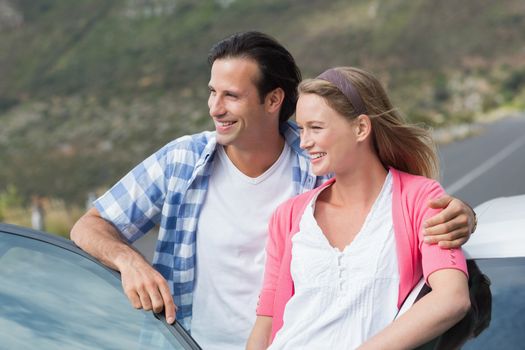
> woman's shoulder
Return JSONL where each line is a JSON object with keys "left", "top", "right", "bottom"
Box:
{"left": 391, "top": 168, "right": 442, "bottom": 189}
{"left": 390, "top": 168, "right": 445, "bottom": 204}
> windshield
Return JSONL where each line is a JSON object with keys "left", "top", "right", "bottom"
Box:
{"left": 0, "top": 231, "right": 191, "bottom": 350}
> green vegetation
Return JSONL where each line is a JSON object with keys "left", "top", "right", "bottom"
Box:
{"left": 0, "top": 185, "right": 23, "bottom": 222}
{"left": 1, "top": 0, "right": 525, "bottom": 232}
{"left": 0, "top": 185, "right": 82, "bottom": 237}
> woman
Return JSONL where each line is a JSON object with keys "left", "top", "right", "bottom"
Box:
{"left": 246, "top": 67, "right": 470, "bottom": 349}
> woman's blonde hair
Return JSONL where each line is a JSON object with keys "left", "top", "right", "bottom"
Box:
{"left": 298, "top": 67, "right": 440, "bottom": 179}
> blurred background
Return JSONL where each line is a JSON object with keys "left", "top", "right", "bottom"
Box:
{"left": 1, "top": 0, "right": 525, "bottom": 237}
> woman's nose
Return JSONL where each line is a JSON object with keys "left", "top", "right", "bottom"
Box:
{"left": 300, "top": 133, "right": 312, "bottom": 149}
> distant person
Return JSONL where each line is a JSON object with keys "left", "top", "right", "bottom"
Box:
{"left": 70, "top": 32, "right": 476, "bottom": 349}
{"left": 31, "top": 195, "right": 45, "bottom": 231}
{"left": 247, "top": 67, "right": 471, "bottom": 349}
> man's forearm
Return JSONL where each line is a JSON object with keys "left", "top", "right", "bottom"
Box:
{"left": 70, "top": 208, "right": 144, "bottom": 271}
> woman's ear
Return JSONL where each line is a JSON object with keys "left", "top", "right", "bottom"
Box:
{"left": 355, "top": 114, "right": 372, "bottom": 142}
{"left": 265, "top": 87, "right": 285, "bottom": 115}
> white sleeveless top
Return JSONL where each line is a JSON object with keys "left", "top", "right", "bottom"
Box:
{"left": 269, "top": 172, "right": 399, "bottom": 349}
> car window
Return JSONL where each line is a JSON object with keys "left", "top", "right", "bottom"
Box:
{"left": 0, "top": 232, "right": 192, "bottom": 350}
{"left": 414, "top": 257, "right": 524, "bottom": 350}
{"left": 462, "top": 257, "right": 525, "bottom": 349}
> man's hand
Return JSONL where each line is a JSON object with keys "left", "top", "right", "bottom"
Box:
{"left": 117, "top": 255, "right": 177, "bottom": 324}
{"left": 423, "top": 195, "right": 476, "bottom": 248}
{"left": 70, "top": 208, "right": 177, "bottom": 324}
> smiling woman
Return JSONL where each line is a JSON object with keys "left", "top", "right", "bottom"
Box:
{"left": 247, "top": 67, "right": 471, "bottom": 350}
{"left": 0, "top": 224, "right": 200, "bottom": 350}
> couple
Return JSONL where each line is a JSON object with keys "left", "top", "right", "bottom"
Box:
{"left": 71, "top": 31, "right": 474, "bottom": 349}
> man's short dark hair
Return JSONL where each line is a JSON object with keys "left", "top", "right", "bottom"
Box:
{"left": 208, "top": 31, "right": 301, "bottom": 123}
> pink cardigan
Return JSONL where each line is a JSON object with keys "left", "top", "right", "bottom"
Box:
{"left": 256, "top": 168, "right": 468, "bottom": 341}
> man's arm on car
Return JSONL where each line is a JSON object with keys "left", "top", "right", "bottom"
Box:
{"left": 70, "top": 208, "right": 176, "bottom": 324}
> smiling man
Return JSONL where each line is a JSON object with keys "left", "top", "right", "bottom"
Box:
{"left": 70, "top": 31, "right": 476, "bottom": 350}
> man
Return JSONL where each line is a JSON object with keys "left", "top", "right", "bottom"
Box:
{"left": 70, "top": 31, "right": 476, "bottom": 349}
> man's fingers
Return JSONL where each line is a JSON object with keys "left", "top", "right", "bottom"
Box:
{"left": 148, "top": 284, "right": 166, "bottom": 314}
{"left": 424, "top": 199, "right": 469, "bottom": 235}
{"left": 425, "top": 195, "right": 466, "bottom": 229}
{"left": 438, "top": 236, "right": 469, "bottom": 249}
{"left": 126, "top": 289, "right": 143, "bottom": 309}
{"left": 138, "top": 286, "right": 153, "bottom": 311}
{"left": 427, "top": 195, "right": 452, "bottom": 210}
{"left": 120, "top": 262, "right": 175, "bottom": 322}
{"left": 159, "top": 281, "right": 177, "bottom": 324}
{"left": 424, "top": 214, "right": 468, "bottom": 236}
{"left": 424, "top": 211, "right": 448, "bottom": 229}
{"left": 424, "top": 202, "right": 460, "bottom": 229}
{"left": 426, "top": 196, "right": 475, "bottom": 235}
{"left": 424, "top": 226, "right": 469, "bottom": 244}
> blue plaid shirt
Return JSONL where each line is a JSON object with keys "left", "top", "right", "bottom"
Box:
{"left": 95, "top": 121, "right": 329, "bottom": 329}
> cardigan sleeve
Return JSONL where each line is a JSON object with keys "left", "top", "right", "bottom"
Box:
{"left": 256, "top": 202, "right": 291, "bottom": 316}
{"left": 415, "top": 180, "right": 469, "bottom": 283}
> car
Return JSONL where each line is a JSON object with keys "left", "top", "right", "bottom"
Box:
{"left": 400, "top": 194, "right": 525, "bottom": 349}
{"left": 0, "top": 222, "right": 201, "bottom": 350}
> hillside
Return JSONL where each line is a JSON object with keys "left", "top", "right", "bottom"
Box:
{"left": 1, "top": 0, "right": 525, "bottom": 205}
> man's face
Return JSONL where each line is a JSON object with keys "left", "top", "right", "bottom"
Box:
{"left": 208, "top": 58, "right": 271, "bottom": 149}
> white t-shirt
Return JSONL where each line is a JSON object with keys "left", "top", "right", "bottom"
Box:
{"left": 191, "top": 144, "right": 295, "bottom": 350}
{"left": 269, "top": 172, "right": 399, "bottom": 349}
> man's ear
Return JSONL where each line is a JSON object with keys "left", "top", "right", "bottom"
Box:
{"left": 355, "top": 114, "right": 372, "bottom": 142}
{"left": 265, "top": 87, "right": 285, "bottom": 115}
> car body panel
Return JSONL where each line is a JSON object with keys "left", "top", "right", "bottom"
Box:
{"left": 463, "top": 194, "right": 525, "bottom": 259}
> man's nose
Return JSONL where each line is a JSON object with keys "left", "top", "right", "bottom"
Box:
{"left": 209, "top": 96, "right": 226, "bottom": 117}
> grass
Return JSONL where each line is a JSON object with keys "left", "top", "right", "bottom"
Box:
{"left": 1, "top": 200, "right": 84, "bottom": 239}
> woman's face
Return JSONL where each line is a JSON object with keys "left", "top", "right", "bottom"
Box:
{"left": 296, "top": 93, "right": 360, "bottom": 176}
